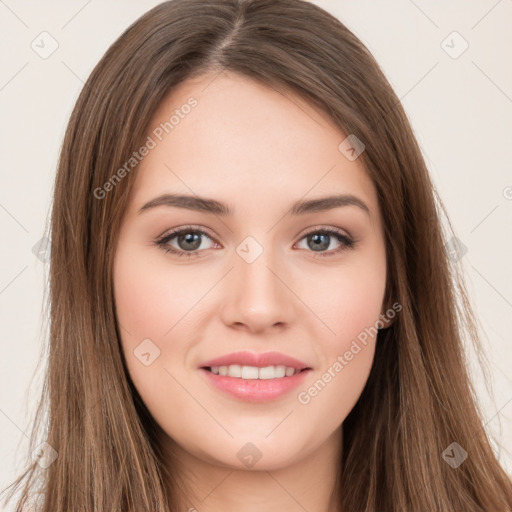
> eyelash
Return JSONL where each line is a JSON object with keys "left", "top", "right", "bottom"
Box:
{"left": 154, "top": 225, "right": 356, "bottom": 258}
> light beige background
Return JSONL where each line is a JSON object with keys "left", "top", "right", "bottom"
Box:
{"left": 1, "top": 0, "right": 511, "bottom": 503}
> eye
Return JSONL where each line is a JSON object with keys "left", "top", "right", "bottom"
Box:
{"left": 154, "top": 225, "right": 356, "bottom": 258}
{"left": 154, "top": 225, "right": 217, "bottom": 257}
{"left": 294, "top": 226, "right": 355, "bottom": 258}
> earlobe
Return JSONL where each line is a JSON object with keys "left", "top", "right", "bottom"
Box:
{"left": 377, "top": 315, "right": 392, "bottom": 330}
{"left": 377, "top": 301, "right": 397, "bottom": 330}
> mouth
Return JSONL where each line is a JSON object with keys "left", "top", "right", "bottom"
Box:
{"left": 198, "top": 351, "right": 312, "bottom": 402}
{"left": 199, "top": 364, "right": 312, "bottom": 402}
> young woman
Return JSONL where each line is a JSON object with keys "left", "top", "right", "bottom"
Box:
{"left": 4, "top": 0, "right": 512, "bottom": 510}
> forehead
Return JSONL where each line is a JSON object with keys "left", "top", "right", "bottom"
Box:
{"left": 128, "top": 71, "right": 380, "bottom": 223}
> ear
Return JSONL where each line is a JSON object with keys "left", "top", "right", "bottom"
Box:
{"left": 377, "top": 300, "right": 400, "bottom": 330}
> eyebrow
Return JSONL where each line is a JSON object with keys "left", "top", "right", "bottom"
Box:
{"left": 137, "top": 193, "right": 370, "bottom": 217}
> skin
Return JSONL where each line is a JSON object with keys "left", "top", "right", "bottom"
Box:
{"left": 113, "top": 71, "right": 388, "bottom": 512}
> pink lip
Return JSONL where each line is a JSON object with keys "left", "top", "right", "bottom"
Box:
{"left": 199, "top": 351, "right": 312, "bottom": 403}
{"left": 199, "top": 367, "right": 311, "bottom": 402}
{"left": 200, "top": 350, "right": 311, "bottom": 370}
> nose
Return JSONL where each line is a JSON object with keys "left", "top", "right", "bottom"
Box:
{"left": 219, "top": 246, "right": 295, "bottom": 334}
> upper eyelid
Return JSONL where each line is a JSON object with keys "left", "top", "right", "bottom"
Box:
{"left": 158, "top": 225, "right": 216, "bottom": 243}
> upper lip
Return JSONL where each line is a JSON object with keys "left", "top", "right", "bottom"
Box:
{"left": 200, "top": 351, "right": 311, "bottom": 370}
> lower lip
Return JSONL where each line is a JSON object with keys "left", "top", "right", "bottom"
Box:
{"left": 199, "top": 368, "right": 311, "bottom": 402}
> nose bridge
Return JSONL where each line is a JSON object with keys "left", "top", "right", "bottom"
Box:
{"left": 221, "top": 233, "right": 293, "bottom": 331}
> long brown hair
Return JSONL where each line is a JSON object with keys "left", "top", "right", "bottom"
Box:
{"left": 3, "top": 0, "right": 511, "bottom": 510}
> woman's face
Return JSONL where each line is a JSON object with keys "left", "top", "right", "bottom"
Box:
{"left": 113, "top": 71, "right": 387, "bottom": 470}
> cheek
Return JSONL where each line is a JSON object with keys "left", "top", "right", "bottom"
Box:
{"left": 293, "top": 250, "right": 386, "bottom": 416}
{"left": 112, "top": 249, "right": 198, "bottom": 425}
{"left": 112, "top": 245, "right": 216, "bottom": 402}
{"left": 294, "top": 280, "right": 383, "bottom": 434}
{"left": 112, "top": 248, "right": 177, "bottom": 386}
{"left": 113, "top": 247, "right": 200, "bottom": 343}
{"left": 302, "top": 253, "right": 387, "bottom": 349}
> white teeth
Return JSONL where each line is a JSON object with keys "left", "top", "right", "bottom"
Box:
{"left": 208, "top": 364, "right": 300, "bottom": 379}
{"left": 241, "top": 366, "right": 259, "bottom": 379}
{"left": 285, "top": 367, "right": 295, "bottom": 377}
{"left": 227, "top": 364, "right": 242, "bottom": 378}
{"left": 274, "top": 365, "right": 286, "bottom": 378}
{"left": 258, "top": 366, "right": 277, "bottom": 379}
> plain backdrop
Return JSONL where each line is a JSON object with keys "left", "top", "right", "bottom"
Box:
{"left": 1, "top": 0, "right": 511, "bottom": 504}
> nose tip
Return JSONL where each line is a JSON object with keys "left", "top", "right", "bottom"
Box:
{"left": 220, "top": 257, "right": 293, "bottom": 334}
